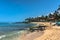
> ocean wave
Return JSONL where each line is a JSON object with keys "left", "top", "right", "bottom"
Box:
{"left": 0, "top": 35, "right": 6, "bottom": 39}
{"left": 0, "top": 30, "right": 26, "bottom": 40}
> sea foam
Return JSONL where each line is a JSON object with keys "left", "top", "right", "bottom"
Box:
{"left": 0, "top": 35, "right": 6, "bottom": 39}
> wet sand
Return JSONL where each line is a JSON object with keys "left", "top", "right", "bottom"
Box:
{"left": 18, "top": 31, "right": 44, "bottom": 40}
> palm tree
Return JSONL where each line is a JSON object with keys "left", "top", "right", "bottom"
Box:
{"left": 57, "top": 5, "right": 60, "bottom": 10}
{"left": 25, "top": 17, "right": 32, "bottom": 22}
{"left": 45, "top": 15, "right": 48, "bottom": 21}
{"left": 48, "top": 13, "right": 53, "bottom": 18}
{"left": 53, "top": 11, "right": 59, "bottom": 21}
{"left": 40, "top": 15, "right": 45, "bottom": 22}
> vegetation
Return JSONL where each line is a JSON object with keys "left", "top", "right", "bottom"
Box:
{"left": 25, "top": 6, "right": 60, "bottom": 22}
{"left": 29, "top": 27, "right": 35, "bottom": 32}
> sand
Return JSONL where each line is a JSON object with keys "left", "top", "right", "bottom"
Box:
{"left": 34, "top": 28, "right": 60, "bottom": 40}
{"left": 17, "top": 22, "right": 60, "bottom": 40}
{"left": 19, "top": 28, "right": 60, "bottom": 40}
{"left": 19, "top": 31, "right": 44, "bottom": 40}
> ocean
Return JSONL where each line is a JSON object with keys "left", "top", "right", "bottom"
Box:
{"left": 0, "top": 23, "right": 35, "bottom": 40}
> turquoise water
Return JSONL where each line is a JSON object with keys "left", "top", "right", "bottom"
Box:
{"left": 0, "top": 30, "right": 25, "bottom": 40}
{"left": 56, "top": 22, "right": 60, "bottom": 26}
{"left": 0, "top": 23, "right": 34, "bottom": 40}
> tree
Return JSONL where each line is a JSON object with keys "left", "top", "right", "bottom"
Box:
{"left": 53, "top": 11, "right": 59, "bottom": 21}
{"left": 44, "top": 15, "right": 48, "bottom": 21}
{"left": 48, "top": 13, "right": 53, "bottom": 18}
{"left": 25, "top": 17, "right": 32, "bottom": 22}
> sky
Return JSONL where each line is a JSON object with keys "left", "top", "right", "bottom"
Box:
{"left": 0, "top": 0, "right": 60, "bottom": 22}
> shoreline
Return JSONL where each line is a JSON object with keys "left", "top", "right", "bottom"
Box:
{"left": 17, "top": 22, "right": 47, "bottom": 40}
{"left": 17, "top": 22, "right": 60, "bottom": 40}
{"left": 19, "top": 31, "right": 44, "bottom": 40}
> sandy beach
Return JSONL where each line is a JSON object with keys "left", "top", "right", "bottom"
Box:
{"left": 18, "top": 31, "right": 44, "bottom": 40}
{"left": 17, "top": 22, "right": 60, "bottom": 40}
{"left": 34, "top": 28, "right": 60, "bottom": 40}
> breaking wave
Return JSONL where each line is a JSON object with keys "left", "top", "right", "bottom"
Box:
{"left": 0, "top": 35, "right": 6, "bottom": 39}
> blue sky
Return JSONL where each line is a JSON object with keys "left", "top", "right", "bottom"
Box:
{"left": 0, "top": 0, "right": 60, "bottom": 22}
